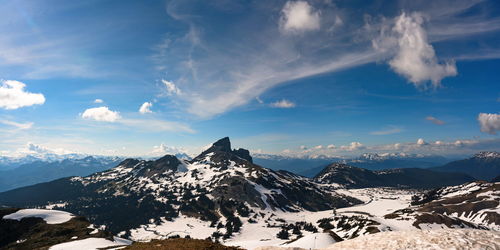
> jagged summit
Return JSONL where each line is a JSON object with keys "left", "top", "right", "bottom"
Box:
{"left": 207, "top": 137, "right": 232, "bottom": 153}
{"left": 195, "top": 137, "right": 253, "bottom": 163}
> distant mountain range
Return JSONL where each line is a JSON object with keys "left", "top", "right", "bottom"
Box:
{"left": 313, "top": 163, "right": 474, "bottom": 189}
{"left": 430, "top": 152, "right": 500, "bottom": 180}
{"left": 0, "top": 156, "right": 124, "bottom": 192}
{"left": 255, "top": 153, "right": 452, "bottom": 177}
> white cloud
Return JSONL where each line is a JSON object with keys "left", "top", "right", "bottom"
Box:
{"left": 162, "top": 79, "right": 182, "bottom": 95}
{"left": 11, "top": 142, "right": 75, "bottom": 157}
{"left": 426, "top": 116, "right": 445, "bottom": 125}
{"left": 341, "top": 142, "right": 364, "bottom": 151}
{"left": 94, "top": 99, "right": 104, "bottom": 104}
{"left": 139, "top": 102, "right": 153, "bottom": 114}
{"left": 150, "top": 143, "right": 186, "bottom": 156}
{"left": 417, "top": 138, "right": 426, "bottom": 145}
{"left": 373, "top": 12, "right": 457, "bottom": 88}
{"left": 280, "top": 1, "right": 320, "bottom": 33}
{"left": 0, "top": 120, "right": 33, "bottom": 130}
{"left": 270, "top": 99, "right": 296, "bottom": 108}
{"left": 370, "top": 126, "right": 402, "bottom": 135}
{"left": 478, "top": 113, "right": 500, "bottom": 135}
{"left": 0, "top": 80, "right": 45, "bottom": 110}
{"left": 81, "top": 106, "right": 121, "bottom": 122}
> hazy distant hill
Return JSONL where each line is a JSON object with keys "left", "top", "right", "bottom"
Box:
{"left": 254, "top": 153, "right": 451, "bottom": 177}
{"left": 314, "top": 163, "right": 474, "bottom": 189}
{"left": 430, "top": 152, "right": 500, "bottom": 180}
{"left": 0, "top": 156, "right": 123, "bottom": 192}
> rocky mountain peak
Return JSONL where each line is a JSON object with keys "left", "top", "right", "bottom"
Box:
{"left": 195, "top": 137, "right": 253, "bottom": 163}
{"left": 208, "top": 137, "right": 232, "bottom": 153}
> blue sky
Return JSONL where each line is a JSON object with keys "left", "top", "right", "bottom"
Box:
{"left": 0, "top": 0, "right": 499, "bottom": 157}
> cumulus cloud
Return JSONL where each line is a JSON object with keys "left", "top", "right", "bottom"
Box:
{"left": 417, "top": 138, "right": 426, "bottom": 145}
{"left": 0, "top": 80, "right": 45, "bottom": 110}
{"left": 0, "top": 120, "right": 33, "bottom": 130}
{"left": 81, "top": 106, "right": 121, "bottom": 122}
{"left": 373, "top": 12, "right": 457, "bottom": 88}
{"left": 12, "top": 142, "right": 74, "bottom": 156}
{"left": 94, "top": 99, "right": 104, "bottom": 104}
{"left": 478, "top": 113, "right": 500, "bottom": 134}
{"left": 341, "top": 142, "right": 364, "bottom": 151}
{"left": 280, "top": 1, "right": 320, "bottom": 33}
{"left": 162, "top": 79, "right": 182, "bottom": 95}
{"left": 426, "top": 116, "right": 445, "bottom": 125}
{"left": 139, "top": 102, "right": 153, "bottom": 114}
{"left": 270, "top": 99, "right": 296, "bottom": 108}
{"left": 151, "top": 143, "right": 186, "bottom": 156}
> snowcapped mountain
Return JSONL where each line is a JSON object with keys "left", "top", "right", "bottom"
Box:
{"left": 474, "top": 151, "right": 500, "bottom": 159}
{"left": 0, "top": 137, "right": 360, "bottom": 239}
{"left": 431, "top": 151, "right": 500, "bottom": 180}
{"left": 313, "top": 163, "right": 474, "bottom": 189}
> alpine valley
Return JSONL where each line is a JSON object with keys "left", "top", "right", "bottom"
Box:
{"left": 0, "top": 137, "right": 499, "bottom": 249}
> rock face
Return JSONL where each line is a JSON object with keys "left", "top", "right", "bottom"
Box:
{"left": 0, "top": 137, "right": 360, "bottom": 237}
{"left": 431, "top": 151, "right": 500, "bottom": 180}
{"left": 314, "top": 163, "right": 474, "bottom": 188}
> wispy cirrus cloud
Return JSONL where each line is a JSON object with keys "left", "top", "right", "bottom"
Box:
{"left": 426, "top": 116, "right": 445, "bottom": 125}
{"left": 155, "top": 0, "right": 499, "bottom": 119}
{"left": 370, "top": 126, "right": 403, "bottom": 135}
{"left": 0, "top": 119, "right": 33, "bottom": 130}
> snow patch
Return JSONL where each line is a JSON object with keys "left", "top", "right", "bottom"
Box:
{"left": 3, "top": 209, "right": 73, "bottom": 224}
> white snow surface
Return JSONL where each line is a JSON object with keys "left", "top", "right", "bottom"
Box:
{"left": 257, "top": 229, "right": 500, "bottom": 250}
{"left": 324, "top": 229, "right": 500, "bottom": 250}
{"left": 3, "top": 209, "right": 73, "bottom": 224}
{"left": 282, "top": 233, "right": 336, "bottom": 249}
{"left": 49, "top": 237, "right": 131, "bottom": 250}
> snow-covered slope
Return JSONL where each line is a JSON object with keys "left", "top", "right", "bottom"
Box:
{"left": 256, "top": 229, "right": 500, "bottom": 250}
{"left": 49, "top": 237, "right": 131, "bottom": 250}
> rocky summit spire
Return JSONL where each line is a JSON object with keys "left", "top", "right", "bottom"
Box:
{"left": 210, "top": 137, "right": 232, "bottom": 152}
{"left": 194, "top": 137, "right": 253, "bottom": 163}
